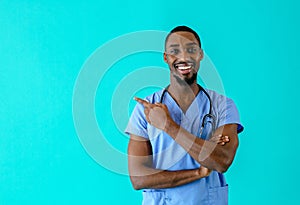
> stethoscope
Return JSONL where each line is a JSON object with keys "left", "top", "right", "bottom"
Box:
{"left": 160, "top": 84, "right": 216, "bottom": 138}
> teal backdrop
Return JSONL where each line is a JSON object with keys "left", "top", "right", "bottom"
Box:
{"left": 1, "top": 0, "right": 299, "bottom": 204}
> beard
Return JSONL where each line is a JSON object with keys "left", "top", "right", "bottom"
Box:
{"left": 174, "top": 72, "right": 197, "bottom": 86}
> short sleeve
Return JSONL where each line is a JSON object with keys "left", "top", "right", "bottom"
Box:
{"left": 125, "top": 101, "right": 149, "bottom": 139}
{"left": 217, "top": 96, "right": 244, "bottom": 134}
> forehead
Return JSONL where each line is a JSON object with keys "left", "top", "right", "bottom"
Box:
{"left": 166, "top": 31, "right": 199, "bottom": 47}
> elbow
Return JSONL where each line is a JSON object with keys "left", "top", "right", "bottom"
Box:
{"left": 215, "top": 161, "right": 231, "bottom": 173}
{"left": 215, "top": 149, "right": 236, "bottom": 173}
{"left": 130, "top": 175, "right": 144, "bottom": 190}
{"left": 132, "top": 184, "right": 143, "bottom": 190}
{"left": 216, "top": 146, "right": 238, "bottom": 173}
{"left": 128, "top": 163, "right": 152, "bottom": 190}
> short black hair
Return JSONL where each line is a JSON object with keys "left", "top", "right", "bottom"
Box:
{"left": 165, "top": 26, "right": 201, "bottom": 50}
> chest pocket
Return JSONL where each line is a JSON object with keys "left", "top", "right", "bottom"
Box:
{"left": 142, "top": 190, "right": 165, "bottom": 205}
{"left": 208, "top": 185, "right": 228, "bottom": 205}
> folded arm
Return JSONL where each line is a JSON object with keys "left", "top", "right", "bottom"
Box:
{"left": 165, "top": 122, "right": 238, "bottom": 173}
{"left": 134, "top": 97, "right": 239, "bottom": 173}
{"left": 128, "top": 134, "right": 213, "bottom": 190}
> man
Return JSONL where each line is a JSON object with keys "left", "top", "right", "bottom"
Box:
{"left": 125, "top": 26, "right": 244, "bottom": 205}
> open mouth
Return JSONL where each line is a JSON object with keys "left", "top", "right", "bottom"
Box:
{"left": 174, "top": 63, "right": 193, "bottom": 75}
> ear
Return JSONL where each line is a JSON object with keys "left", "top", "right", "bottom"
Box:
{"left": 199, "top": 49, "right": 204, "bottom": 61}
{"left": 163, "top": 52, "right": 168, "bottom": 63}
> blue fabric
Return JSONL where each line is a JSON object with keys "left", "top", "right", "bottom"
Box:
{"left": 125, "top": 88, "right": 243, "bottom": 205}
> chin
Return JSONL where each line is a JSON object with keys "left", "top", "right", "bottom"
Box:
{"left": 174, "top": 73, "right": 197, "bottom": 86}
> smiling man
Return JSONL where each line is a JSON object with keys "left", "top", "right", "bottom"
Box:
{"left": 125, "top": 26, "right": 244, "bottom": 205}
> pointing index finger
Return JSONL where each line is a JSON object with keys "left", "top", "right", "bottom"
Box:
{"left": 134, "top": 97, "right": 150, "bottom": 106}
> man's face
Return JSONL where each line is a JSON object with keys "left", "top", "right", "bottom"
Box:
{"left": 164, "top": 31, "right": 203, "bottom": 85}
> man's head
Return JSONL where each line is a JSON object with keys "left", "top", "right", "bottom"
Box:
{"left": 164, "top": 26, "right": 203, "bottom": 86}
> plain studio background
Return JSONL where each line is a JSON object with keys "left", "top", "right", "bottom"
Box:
{"left": 0, "top": 0, "right": 299, "bottom": 204}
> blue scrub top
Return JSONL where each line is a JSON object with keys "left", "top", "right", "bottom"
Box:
{"left": 125, "top": 88, "right": 244, "bottom": 205}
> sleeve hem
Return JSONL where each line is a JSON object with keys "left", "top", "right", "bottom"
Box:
{"left": 217, "top": 122, "right": 244, "bottom": 134}
{"left": 125, "top": 129, "right": 149, "bottom": 139}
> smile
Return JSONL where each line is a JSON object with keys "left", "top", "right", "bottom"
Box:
{"left": 177, "top": 65, "right": 191, "bottom": 70}
{"left": 174, "top": 63, "right": 193, "bottom": 75}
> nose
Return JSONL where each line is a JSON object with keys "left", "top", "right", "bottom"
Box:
{"left": 176, "top": 49, "right": 189, "bottom": 61}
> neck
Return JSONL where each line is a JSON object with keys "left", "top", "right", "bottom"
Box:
{"left": 167, "top": 78, "right": 199, "bottom": 112}
{"left": 168, "top": 78, "right": 199, "bottom": 97}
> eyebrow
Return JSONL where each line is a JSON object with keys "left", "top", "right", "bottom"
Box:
{"left": 168, "top": 44, "right": 179, "bottom": 48}
{"left": 168, "top": 42, "right": 198, "bottom": 48}
{"left": 185, "top": 42, "right": 198, "bottom": 46}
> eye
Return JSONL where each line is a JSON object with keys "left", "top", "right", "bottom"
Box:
{"left": 187, "top": 47, "right": 197, "bottom": 54}
{"left": 169, "top": 49, "right": 179, "bottom": 55}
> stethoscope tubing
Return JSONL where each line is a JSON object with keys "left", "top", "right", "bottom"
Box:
{"left": 160, "top": 84, "right": 216, "bottom": 137}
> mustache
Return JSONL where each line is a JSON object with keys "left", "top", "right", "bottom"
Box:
{"left": 173, "top": 61, "right": 195, "bottom": 68}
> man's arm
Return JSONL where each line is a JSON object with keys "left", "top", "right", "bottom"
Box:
{"left": 128, "top": 134, "right": 212, "bottom": 190}
{"left": 166, "top": 123, "right": 238, "bottom": 173}
{"left": 135, "top": 97, "right": 239, "bottom": 173}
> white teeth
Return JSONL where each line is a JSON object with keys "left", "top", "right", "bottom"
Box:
{"left": 178, "top": 66, "right": 191, "bottom": 70}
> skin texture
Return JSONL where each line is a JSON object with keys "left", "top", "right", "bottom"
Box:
{"left": 127, "top": 31, "right": 239, "bottom": 190}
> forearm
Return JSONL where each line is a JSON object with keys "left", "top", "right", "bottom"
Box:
{"left": 130, "top": 166, "right": 206, "bottom": 190}
{"left": 164, "top": 121, "right": 238, "bottom": 173}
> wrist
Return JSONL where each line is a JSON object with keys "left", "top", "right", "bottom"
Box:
{"left": 195, "top": 168, "right": 202, "bottom": 179}
{"left": 164, "top": 118, "right": 179, "bottom": 134}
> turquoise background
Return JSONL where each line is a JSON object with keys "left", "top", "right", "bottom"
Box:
{"left": 1, "top": 0, "right": 299, "bottom": 204}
